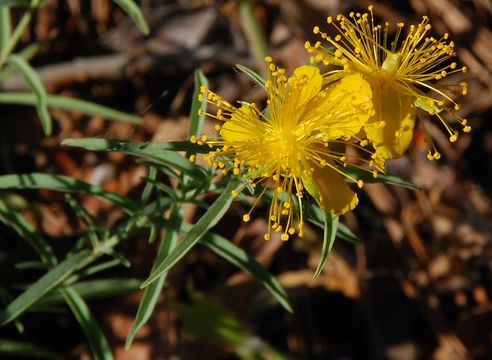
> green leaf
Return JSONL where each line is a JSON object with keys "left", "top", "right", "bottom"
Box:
{"left": 343, "top": 166, "right": 420, "bottom": 191}
{"left": 126, "top": 205, "right": 181, "bottom": 349}
{"left": 38, "top": 278, "right": 141, "bottom": 305}
{"left": 188, "top": 69, "right": 208, "bottom": 138}
{"left": 112, "top": 0, "right": 149, "bottom": 35}
{"left": 0, "top": 6, "right": 11, "bottom": 52}
{"left": 62, "top": 288, "right": 113, "bottom": 360}
{"left": 0, "top": 249, "right": 93, "bottom": 326}
{"left": 238, "top": 0, "right": 268, "bottom": 77}
{"left": 306, "top": 205, "right": 361, "bottom": 244}
{"left": 313, "top": 213, "right": 339, "bottom": 279}
{"left": 0, "top": 173, "right": 140, "bottom": 213}
{"left": 0, "top": 92, "right": 142, "bottom": 124}
{"left": 0, "top": 43, "right": 40, "bottom": 83}
{"left": 0, "top": 338, "right": 57, "bottom": 359}
{"left": 140, "top": 166, "right": 157, "bottom": 203}
{"left": 0, "top": 1, "right": 30, "bottom": 7}
{"left": 9, "top": 55, "right": 52, "bottom": 135}
{"left": 199, "top": 230, "right": 292, "bottom": 313}
{"left": 235, "top": 64, "right": 266, "bottom": 88}
{"left": 305, "top": 203, "right": 359, "bottom": 243}
{"left": 0, "top": 199, "right": 57, "bottom": 266}
{"left": 62, "top": 138, "right": 207, "bottom": 180}
{"left": 174, "top": 289, "right": 249, "bottom": 345}
{"left": 142, "top": 178, "right": 241, "bottom": 288}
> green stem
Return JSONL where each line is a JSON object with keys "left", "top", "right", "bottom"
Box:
{"left": 0, "top": 0, "right": 42, "bottom": 69}
{"left": 0, "top": 6, "right": 12, "bottom": 52}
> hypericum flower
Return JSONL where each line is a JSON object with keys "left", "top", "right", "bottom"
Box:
{"left": 194, "top": 59, "right": 376, "bottom": 240}
{"left": 305, "top": 5, "right": 469, "bottom": 161}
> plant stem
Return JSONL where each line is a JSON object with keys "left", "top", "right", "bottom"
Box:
{"left": 0, "top": 0, "right": 42, "bottom": 69}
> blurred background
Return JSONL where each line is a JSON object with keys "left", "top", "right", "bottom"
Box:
{"left": 1, "top": 0, "right": 492, "bottom": 359}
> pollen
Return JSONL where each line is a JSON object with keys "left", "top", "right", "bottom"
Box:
{"left": 197, "top": 59, "right": 376, "bottom": 240}
{"left": 307, "top": 5, "right": 469, "bottom": 161}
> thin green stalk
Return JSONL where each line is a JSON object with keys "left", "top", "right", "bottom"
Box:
{"left": 0, "top": 6, "right": 12, "bottom": 52}
{"left": 0, "top": 0, "right": 42, "bottom": 69}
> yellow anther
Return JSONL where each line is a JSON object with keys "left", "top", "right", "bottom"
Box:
{"left": 189, "top": 154, "right": 196, "bottom": 162}
{"left": 264, "top": 233, "right": 271, "bottom": 241}
{"left": 288, "top": 227, "right": 296, "bottom": 235}
{"left": 357, "top": 180, "right": 364, "bottom": 188}
{"left": 243, "top": 214, "right": 250, "bottom": 222}
{"left": 463, "top": 125, "right": 471, "bottom": 133}
{"left": 190, "top": 135, "right": 198, "bottom": 143}
{"left": 281, "top": 233, "right": 289, "bottom": 241}
{"left": 449, "top": 133, "right": 458, "bottom": 143}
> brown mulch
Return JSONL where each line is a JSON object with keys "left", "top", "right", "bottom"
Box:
{"left": 1, "top": 0, "right": 492, "bottom": 359}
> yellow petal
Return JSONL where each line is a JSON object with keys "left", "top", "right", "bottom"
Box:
{"left": 365, "top": 81, "right": 416, "bottom": 160}
{"left": 316, "top": 73, "right": 373, "bottom": 139}
{"left": 220, "top": 105, "right": 261, "bottom": 142}
{"left": 304, "top": 160, "right": 358, "bottom": 215}
{"left": 292, "top": 65, "right": 323, "bottom": 106}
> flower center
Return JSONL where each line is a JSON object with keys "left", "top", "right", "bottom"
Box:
{"left": 272, "top": 128, "right": 299, "bottom": 170}
{"left": 381, "top": 52, "right": 401, "bottom": 76}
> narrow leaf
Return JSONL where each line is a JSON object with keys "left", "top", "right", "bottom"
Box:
{"left": 9, "top": 55, "right": 51, "bottom": 135}
{"left": 306, "top": 203, "right": 359, "bottom": 243}
{"left": 126, "top": 206, "right": 181, "bottom": 348}
{"left": 0, "top": 92, "right": 142, "bottom": 124}
{"left": 62, "top": 288, "right": 113, "bottom": 360}
{"left": 199, "top": 230, "right": 292, "bottom": 312}
{"left": 0, "top": 1, "right": 30, "bottom": 7}
{"left": 62, "top": 138, "right": 207, "bottom": 180}
{"left": 238, "top": 0, "right": 268, "bottom": 77}
{"left": 0, "top": 249, "right": 93, "bottom": 326}
{"left": 0, "top": 173, "right": 139, "bottom": 213}
{"left": 188, "top": 69, "right": 208, "bottom": 137}
{"left": 112, "top": 0, "right": 149, "bottom": 35}
{"left": 38, "top": 278, "right": 141, "bottom": 305}
{"left": 0, "top": 43, "right": 40, "bottom": 83}
{"left": 0, "top": 339, "right": 57, "bottom": 359}
{"left": 0, "top": 6, "right": 11, "bottom": 52}
{"left": 313, "top": 213, "right": 339, "bottom": 279}
{"left": 235, "top": 64, "right": 266, "bottom": 88}
{"left": 0, "top": 199, "right": 57, "bottom": 266}
{"left": 343, "top": 166, "right": 420, "bottom": 190}
{"left": 142, "top": 179, "right": 241, "bottom": 288}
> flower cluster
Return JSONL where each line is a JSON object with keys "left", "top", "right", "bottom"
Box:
{"left": 194, "top": 5, "right": 468, "bottom": 240}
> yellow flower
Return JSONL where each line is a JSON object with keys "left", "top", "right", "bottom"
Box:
{"left": 305, "top": 5, "right": 469, "bottom": 161}
{"left": 196, "top": 59, "right": 374, "bottom": 240}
